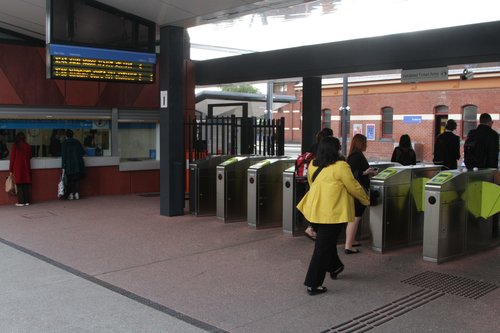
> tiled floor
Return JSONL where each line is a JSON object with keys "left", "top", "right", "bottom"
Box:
{"left": 1, "top": 195, "right": 498, "bottom": 333}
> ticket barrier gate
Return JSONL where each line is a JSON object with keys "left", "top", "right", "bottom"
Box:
{"left": 216, "top": 156, "right": 266, "bottom": 222}
{"left": 370, "top": 165, "right": 443, "bottom": 252}
{"left": 423, "top": 169, "right": 500, "bottom": 263}
{"left": 189, "top": 155, "right": 232, "bottom": 216}
{"left": 282, "top": 166, "right": 309, "bottom": 236}
{"left": 248, "top": 158, "right": 295, "bottom": 229}
{"left": 358, "top": 162, "right": 401, "bottom": 239}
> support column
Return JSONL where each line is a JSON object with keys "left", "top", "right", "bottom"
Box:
{"left": 341, "top": 75, "right": 349, "bottom": 157}
{"left": 301, "top": 77, "right": 322, "bottom": 153}
{"left": 111, "top": 107, "right": 118, "bottom": 156}
{"left": 266, "top": 81, "right": 274, "bottom": 121}
{"left": 159, "top": 26, "right": 190, "bottom": 216}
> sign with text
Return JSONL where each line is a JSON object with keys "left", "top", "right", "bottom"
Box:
{"left": 403, "top": 116, "right": 422, "bottom": 124}
{"left": 47, "top": 44, "right": 156, "bottom": 83}
{"left": 401, "top": 67, "right": 448, "bottom": 83}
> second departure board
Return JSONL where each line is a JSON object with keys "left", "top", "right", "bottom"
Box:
{"left": 47, "top": 44, "right": 156, "bottom": 83}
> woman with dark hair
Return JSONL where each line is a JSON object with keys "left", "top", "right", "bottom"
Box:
{"left": 304, "top": 127, "right": 334, "bottom": 240}
{"left": 61, "top": 129, "right": 85, "bottom": 200}
{"left": 9, "top": 132, "right": 32, "bottom": 206}
{"left": 309, "top": 127, "right": 334, "bottom": 154}
{"left": 297, "top": 137, "right": 369, "bottom": 295}
{"left": 391, "top": 134, "right": 417, "bottom": 165}
{"left": 345, "top": 134, "right": 377, "bottom": 254}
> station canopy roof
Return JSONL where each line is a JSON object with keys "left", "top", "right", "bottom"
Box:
{"left": 195, "top": 90, "right": 297, "bottom": 117}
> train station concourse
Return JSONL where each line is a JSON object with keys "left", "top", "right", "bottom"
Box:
{"left": 0, "top": 1, "right": 499, "bottom": 332}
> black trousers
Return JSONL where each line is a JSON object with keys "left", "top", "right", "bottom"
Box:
{"left": 304, "top": 223, "right": 345, "bottom": 288}
{"left": 17, "top": 183, "right": 30, "bottom": 204}
{"left": 66, "top": 173, "right": 81, "bottom": 194}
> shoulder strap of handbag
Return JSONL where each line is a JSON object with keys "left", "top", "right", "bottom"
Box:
{"left": 311, "top": 165, "right": 324, "bottom": 183}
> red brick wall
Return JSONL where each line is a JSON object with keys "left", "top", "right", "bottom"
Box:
{"left": 0, "top": 168, "right": 159, "bottom": 206}
{"left": 0, "top": 44, "right": 160, "bottom": 108}
{"left": 284, "top": 78, "right": 500, "bottom": 163}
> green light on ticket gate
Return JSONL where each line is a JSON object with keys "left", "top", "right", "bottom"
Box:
{"left": 428, "top": 172, "right": 453, "bottom": 185}
{"left": 220, "top": 157, "right": 239, "bottom": 166}
{"left": 462, "top": 181, "right": 500, "bottom": 218}
{"left": 252, "top": 160, "right": 272, "bottom": 169}
{"left": 372, "top": 167, "right": 397, "bottom": 180}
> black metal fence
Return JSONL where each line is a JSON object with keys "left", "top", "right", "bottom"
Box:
{"left": 185, "top": 115, "right": 285, "bottom": 162}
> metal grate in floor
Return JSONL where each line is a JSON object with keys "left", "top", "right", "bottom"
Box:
{"left": 401, "top": 270, "right": 499, "bottom": 299}
{"left": 325, "top": 289, "right": 444, "bottom": 333}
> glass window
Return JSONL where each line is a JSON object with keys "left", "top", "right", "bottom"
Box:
{"left": 118, "top": 123, "right": 157, "bottom": 161}
{"left": 435, "top": 105, "right": 448, "bottom": 113}
{"left": 322, "top": 108, "right": 331, "bottom": 129}
{"left": 462, "top": 105, "right": 477, "bottom": 138}
{"left": 382, "top": 107, "right": 393, "bottom": 138}
{"left": 0, "top": 120, "right": 110, "bottom": 158}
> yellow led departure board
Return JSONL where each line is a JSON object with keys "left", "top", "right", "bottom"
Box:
{"left": 48, "top": 44, "right": 156, "bottom": 83}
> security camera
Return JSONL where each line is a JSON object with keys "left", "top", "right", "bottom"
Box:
{"left": 460, "top": 68, "right": 474, "bottom": 80}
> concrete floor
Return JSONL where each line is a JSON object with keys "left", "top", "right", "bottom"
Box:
{"left": 0, "top": 195, "right": 498, "bottom": 333}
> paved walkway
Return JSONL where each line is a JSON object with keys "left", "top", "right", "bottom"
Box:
{"left": 0, "top": 195, "right": 498, "bottom": 332}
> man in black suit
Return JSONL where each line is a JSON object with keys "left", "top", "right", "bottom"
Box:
{"left": 464, "top": 113, "right": 499, "bottom": 169}
{"left": 433, "top": 119, "right": 460, "bottom": 169}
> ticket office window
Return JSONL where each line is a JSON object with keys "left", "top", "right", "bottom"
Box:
{"left": 0, "top": 120, "right": 111, "bottom": 158}
{"left": 0, "top": 119, "right": 158, "bottom": 161}
{"left": 118, "top": 123, "right": 157, "bottom": 161}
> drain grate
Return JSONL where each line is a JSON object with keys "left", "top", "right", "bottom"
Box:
{"left": 401, "top": 271, "right": 499, "bottom": 299}
{"left": 325, "top": 289, "right": 444, "bottom": 333}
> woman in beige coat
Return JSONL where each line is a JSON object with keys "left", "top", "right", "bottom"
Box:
{"left": 297, "top": 137, "right": 369, "bottom": 295}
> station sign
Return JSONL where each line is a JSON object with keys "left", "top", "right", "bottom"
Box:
{"left": 401, "top": 67, "right": 448, "bottom": 83}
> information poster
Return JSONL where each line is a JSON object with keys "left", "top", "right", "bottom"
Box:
{"left": 366, "top": 124, "right": 376, "bottom": 141}
{"left": 353, "top": 124, "right": 363, "bottom": 135}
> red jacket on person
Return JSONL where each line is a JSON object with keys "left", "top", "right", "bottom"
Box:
{"left": 9, "top": 141, "right": 32, "bottom": 184}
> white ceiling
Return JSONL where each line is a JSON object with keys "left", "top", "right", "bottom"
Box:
{"left": 0, "top": 0, "right": 314, "bottom": 40}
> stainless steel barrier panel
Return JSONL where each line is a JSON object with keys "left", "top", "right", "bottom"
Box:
{"left": 216, "top": 156, "right": 265, "bottom": 222}
{"left": 189, "top": 155, "right": 232, "bottom": 216}
{"left": 369, "top": 164, "right": 442, "bottom": 252}
{"left": 247, "top": 158, "right": 295, "bottom": 229}
{"left": 423, "top": 169, "right": 500, "bottom": 263}
{"left": 358, "top": 161, "right": 401, "bottom": 240}
{"left": 282, "top": 166, "right": 309, "bottom": 236}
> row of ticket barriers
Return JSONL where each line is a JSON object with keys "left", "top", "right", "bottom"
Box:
{"left": 189, "top": 155, "right": 500, "bottom": 263}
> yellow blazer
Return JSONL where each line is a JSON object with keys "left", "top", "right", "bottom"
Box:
{"left": 297, "top": 161, "right": 370, "bottom": 224}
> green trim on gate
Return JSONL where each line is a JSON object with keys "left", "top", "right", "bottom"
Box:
{"left": 412, "top": 177, "right": 430, "bottom": 212}
{"left": 463, "top": 181, "right": 500, "bottom": 219}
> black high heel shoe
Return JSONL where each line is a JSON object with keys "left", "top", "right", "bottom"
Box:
{"left": 307, "top": 286, "right": 327, "bottom": 296}
{"left": 330, "top": 265, "right": 344, "bottom": 280}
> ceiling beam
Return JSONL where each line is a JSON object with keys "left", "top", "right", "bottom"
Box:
{"left": 194, "top": 20, "right": 500, "bottom": 85}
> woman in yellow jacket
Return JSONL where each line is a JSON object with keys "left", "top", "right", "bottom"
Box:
{"left": 297, "top": 137, "right": 369, "bottom": 295}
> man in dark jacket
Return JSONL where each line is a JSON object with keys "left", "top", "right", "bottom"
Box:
{"left": 433, "top": 119, "right": 460, "bottom": 169}
{"left": 61, "top": 129, "right": 85, "bottom": 200}
{"left": 464, "top": 113, "right": 499, "bottom": 169}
